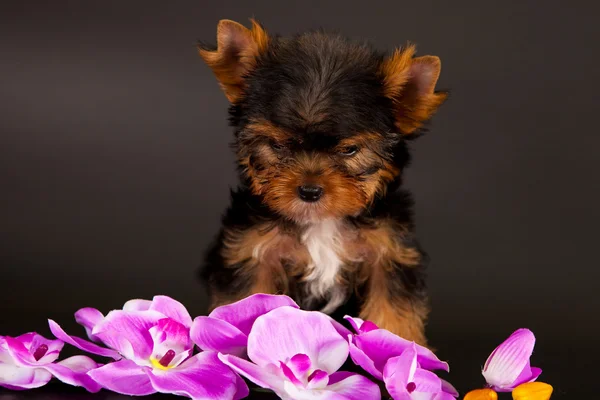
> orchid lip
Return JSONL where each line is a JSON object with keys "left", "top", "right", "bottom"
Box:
{"left": 32, "top": 344, "right": 49, "bottom": 361}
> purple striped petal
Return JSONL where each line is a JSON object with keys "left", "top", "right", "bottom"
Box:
{"left": 4, "top": 334, "right": 64, "bottom": 366}
{"left": 149, "top": 296, "right": 193, "bottom": 328}
{"left": 0, "top": 365, "right": 52, "bottom": 390}
{"left": 328, "top": 316, "right": 352, "bottom": 338}
{"left": 289, "top": 353, "right": 312, "bottom": 379}
{"left": 279, "top": 361, "right": 303, "bottom": 386}
{"left": 74, "top": 308, "right": 104, "bottom": 342}
{"left": 146, "top": 351, "right": 248, "bottom": 400}
{"left": 3, "top": 336, "right": 36, "bottom": 365}
{"left": 48, "top": 319, "right": 120, "bottom": 360}
{"left": 441, "top": 378, "right": 459, "bottom": 397}
{"left": 306, "top": 369, "right": 329, "bottom": 390}
{"left": 219, "top": 353, "right": 284, "bottom": 393}
{"left": 383, "top": 346, "right": 417, "bottom": 390}
{"left": 42, "top": 355, "right": 101, "bottom": 392}
{"left": 88, "top": 359, "right": 155, "bottom": 396}
{"left": 482, "top": 329, "right": 538, "bottom": 392}
{"left": 209, "top": 294, "right": 299, "bottom": 335}
{"left": 123, "top": 299, "right": 152, "bottom": 312}
{"left": 149, "top": 318, "right": 192, "bottom": 362}
{"left": 325, "top": 371, "right": 381, "bottom": 400}
{"left": 348, "top": 335, "right": 384, "bottom": 380}
{"left": 247, "top": 307, "right": 348, "bottom": 374}
{"left": 354, "top": 329, "right": 449, "bottom": 375}
{"left": 413, "top": 369, "right": 443, "bottom": 392}
{"left": 344, "top": 315, "right": 378, "bottom": 334}
{"left": 92, "top": 310, "right": 163, "bottom": 361}
{"left": 190, "top": 316, "right": 248, "bottom": 357}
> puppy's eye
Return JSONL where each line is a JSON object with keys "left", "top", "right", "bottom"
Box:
{"left": 338, "top": 146, "right": 359, "bottom": 156}
{"left": 270, "top": 141, "right": 285, "bottom": 152}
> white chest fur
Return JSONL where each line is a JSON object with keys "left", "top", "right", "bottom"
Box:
{"left": 301, "top": 219, "right": 346, "bottom": 313}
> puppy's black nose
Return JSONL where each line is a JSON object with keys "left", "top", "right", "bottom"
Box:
{"left": 298, "top": 185, "right": 323, "bottom": 202}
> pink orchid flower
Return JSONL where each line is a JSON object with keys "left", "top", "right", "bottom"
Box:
{"left": 191, "top": 294, "right": 299, "bottom": 357}
{"left": 0, "top": 332, "right": 100, "bottom": 392}
{"left": 384, "top": 343, "right": 457, "bottom": 400}
{"left": 191, "top": 293, "right": 352, "bottom": 359}
{"left": 344, "top": 316, "right": 449, "bottom": 379}
{"left": 482, "top": 328, "right": 542, "bottom": 392}
{"left": 219, "top": 306, "right": 381, "bottom": 399}
{"left": 49, "top": 295, "right": 248, "bottom": 400}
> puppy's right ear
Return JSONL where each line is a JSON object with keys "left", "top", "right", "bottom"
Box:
{"left": 198, "top": 19, "right": 269, "bottom": 103}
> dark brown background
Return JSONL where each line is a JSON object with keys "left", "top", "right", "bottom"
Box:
{"left": 1, "top": 0, "right": 598, "bottom": 398}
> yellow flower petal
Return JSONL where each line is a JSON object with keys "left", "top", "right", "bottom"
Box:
{"left": 512, "top": 382, "right": 553, "bottom": 400}
{"left": 464, "top": 388, "right": 498, "bottom": 400}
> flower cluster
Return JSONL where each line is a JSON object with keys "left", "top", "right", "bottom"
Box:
{"left": 0, "top": 294, "right": 552, "bottom": 400}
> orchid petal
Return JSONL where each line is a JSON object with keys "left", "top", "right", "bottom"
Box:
{"left": 248, "top": 307, "right": 348, "bottom": 373}
{"left": 209, "top": 293, "right": 299, "bottom": 335}
{"left": 4, "top": 334, "right": 64, "bottom": 366}
{"left": 482, "top": 329, "right": 537, "bottom": 391}
{"left": 512, "top": 382, "right": 553, "bottom": 400}
{"left": 289, "top": 353, "right": 312, "bottom": 378}
{"left": 0, "top": 364, "right": 52, "bottom": 390}
{"left": 348, "top": 336, "right": 384, "bottom": 380}
{"left": 282, "top": 381, "right": 348, "bottom": 400}
{"left": 48, "top": 319, "right": 120, "bottom": 360}
{"left": 74, "top": 308, "right": 104, "bottom": 342}
{"left": 355, "top": 329, "right": 449, "bottom": 374}
{"left": 383, "top": 348, "right": 418, "bottom": 397}
{"left": 306, "top": 369, "right": 329, "bottom": 390}
{"left": 344, "top": 315, "right": 378, "bottom": 334}
{"left": 149, "top": 318, "right": 192, "bottom": 361}
{"left": 88, "top": 359, "right": 155, "bottom": 396}
{"left": 146, "top": 351, "right": 248, "bottom": 400}
{"left": 326, "top": 371, "right": 381, "bottom": 400}
{"left": 280, "top": 361, "right": 303, "bottom": 386}
{"left": 149, "top": 295, "right": 193, "bottom": 328}
{"left": 327, "top": 316, "right": 352, "bottom": 338}
{"left": 441, "top": 378, "right": 459, "bottom": 397}
{"left": 123, "top": 299, "right": 152, "bottom": 312}
{"left": 344, "top": 316, "right": 365, "bottom": 334}
{"left": 3, "top": 336, "right": 36, "bottom": 365}
{"left": 412, "top": 369, "right": 443, "bottom": 392}
{"left": 13, "top": 333, "right": 36, "bottom": 347}
{"left": 512, "top": 360, "right": 542, "bottom": 387}
{"left": 218, "top": 353, "right": 284, "bottom": 393}
{"left": 92, "top": 310, "right": 164, "bottom": 361}
{"left": 42, "top": 355, "right": 101, "bottom": 392}
{"left": 30, "top": 334, "right": 64, "bottom": 364}
{"left": 191, "top": 316, "right": 248, "bottom": 357}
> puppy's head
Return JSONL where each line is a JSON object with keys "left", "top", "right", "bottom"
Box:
{"left": 199, "top": 20, "right": 447, "bottom": 224}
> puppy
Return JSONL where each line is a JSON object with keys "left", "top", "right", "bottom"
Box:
{"left": 198, "top": 19, "right": 447, "bottom": 346}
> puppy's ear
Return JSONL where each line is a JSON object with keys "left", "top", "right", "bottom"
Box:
{"left": 380, "top": 45, "right": 447, "bottom": 135}
{"left": 198, "top": 19, "right": 269, "bottom": 103}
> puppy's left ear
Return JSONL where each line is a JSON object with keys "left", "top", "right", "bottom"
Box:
{"left": 198, "top": 19, "right": 269, "bottom": 103}
{"left": 381, "top": 45, "right": 448, "bottom": 135}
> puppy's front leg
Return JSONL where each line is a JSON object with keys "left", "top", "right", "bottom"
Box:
{"left": 358, "top": 229, "right": 429, "bottom": 346}
{"left": 206, "top": 224, "right": 290, "bottom": 310}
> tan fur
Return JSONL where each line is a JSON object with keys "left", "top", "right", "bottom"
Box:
{"left": 213, "top": 218, "right": 428, "bottom": 344}
{"left": 221, "top": 224, "right": 297, "bottom": 297}
{"left": 355, "top": 221, "right": 428, "bottom": 345}
{"left": 360, "top": 288, "right": 429, "bottom": 346}
{"left": 198, "top": 19, "right": 269, "bottom": 103}
{"left": 380, "top": 45, "right": 448, "bottom": 135}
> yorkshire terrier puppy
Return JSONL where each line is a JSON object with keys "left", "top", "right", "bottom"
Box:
{"left": 198, "top": 19, "right": 447, "bottom": 346}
